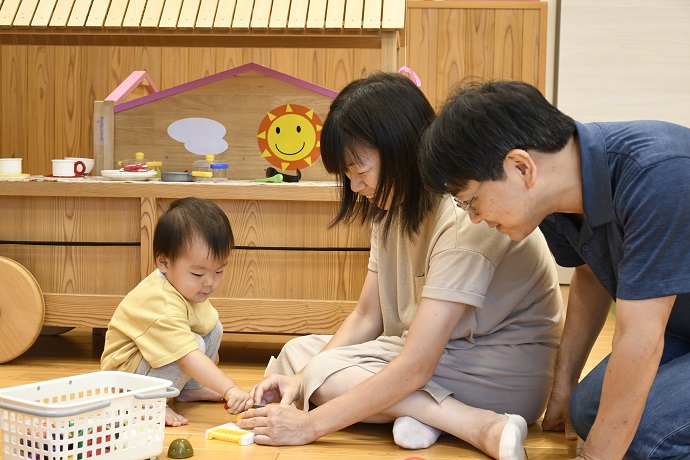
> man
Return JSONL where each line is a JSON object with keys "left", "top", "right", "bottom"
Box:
{"left": 418, "top": 80, "right": 690, "bottom": 459}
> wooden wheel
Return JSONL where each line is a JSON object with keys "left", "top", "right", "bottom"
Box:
{"left": 0, "top": 257, "right": 45, "bottom": 363}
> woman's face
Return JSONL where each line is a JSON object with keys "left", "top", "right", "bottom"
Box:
{"left": 344, "top": 146, "right": 392, "bottom": 210}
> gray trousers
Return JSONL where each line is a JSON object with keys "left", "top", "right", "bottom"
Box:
{"left": 134, "top": 321, "right": 223, "bottom": 395}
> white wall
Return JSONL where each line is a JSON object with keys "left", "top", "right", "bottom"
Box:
{"left": 557, "top": 0, "right": 690, "bottom": 126}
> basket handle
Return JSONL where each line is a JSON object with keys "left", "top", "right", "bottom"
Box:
{"left": 134, "top": 386, "right": 180, "bottom": 400}
{"left": 0, "top": 400, "right": 111, "bottom": 418}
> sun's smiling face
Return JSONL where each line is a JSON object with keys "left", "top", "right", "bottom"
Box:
{"left": 257, "top": 104, "right": 322, "bottom": 171}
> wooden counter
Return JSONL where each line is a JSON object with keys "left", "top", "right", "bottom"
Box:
{"left": 0, "top": 179, "right": 369, "bottom": 359}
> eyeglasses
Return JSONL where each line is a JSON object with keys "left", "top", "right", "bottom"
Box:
{"left": 453, "top": 182, "right": 484, "bottom": 215}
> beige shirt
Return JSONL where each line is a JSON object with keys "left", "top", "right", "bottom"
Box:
{"left": 101, "top": 270, "right": 219, "bottom": 373}
{"left": 369, "top": 195, "right": 562, "bottom": 347}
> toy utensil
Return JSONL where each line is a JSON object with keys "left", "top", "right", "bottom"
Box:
{"left": 255, "top": 174, "right": 283, "bottom": 183}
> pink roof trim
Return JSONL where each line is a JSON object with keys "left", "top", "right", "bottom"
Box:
{"left": 106, "top": 71, "right": 159, "bottom": 103}
{"left": 113, "top": 62, "right": 339, "bottom": 113}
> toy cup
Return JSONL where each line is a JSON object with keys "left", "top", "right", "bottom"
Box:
{"left": 64, "top": 157, "right": 95, "bottom": 174}
{"left": 52, "top": 159, "right": 86, "bottom": 177}
{"left": 0, "top": 158, "right": 22, "bottom": 175}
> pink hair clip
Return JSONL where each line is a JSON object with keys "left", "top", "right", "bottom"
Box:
{"left": 397, "top": 66, "right": 422, "bottom": 87}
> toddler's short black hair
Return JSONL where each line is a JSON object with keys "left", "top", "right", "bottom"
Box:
{"left": 153, "top": 197, "right": 233, "bottom": 262}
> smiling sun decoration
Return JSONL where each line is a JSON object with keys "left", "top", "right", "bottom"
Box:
{"left": 257, "top": 104, "right": 322, "bottom": 171}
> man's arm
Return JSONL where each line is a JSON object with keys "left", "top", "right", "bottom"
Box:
{"left": 579, "top": 295, "right": 674, "bottom": 459}
{"left": 543, "top": 264, "right": 612, "bottom": 434}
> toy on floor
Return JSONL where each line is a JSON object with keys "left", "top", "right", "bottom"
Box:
{"left": 167, "top": 438, "right": 194, "bottom": 458}
{"left": 205, "top": 422, "right": 254, "bottom": 445}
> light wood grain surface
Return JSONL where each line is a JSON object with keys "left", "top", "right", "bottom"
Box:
{"left": 0, "top": 1, "right": 548, "bottom": 175}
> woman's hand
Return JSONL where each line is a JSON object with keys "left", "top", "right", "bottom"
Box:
{"left": 251, "top": 373, "right": 302, "bottom": 406}
{"left": 237, "top": 404, "right": 318, "bottom": 445}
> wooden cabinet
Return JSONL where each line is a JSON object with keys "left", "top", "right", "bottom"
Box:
{"left": 0, "top": 179, "right": 369, "bottom": 360}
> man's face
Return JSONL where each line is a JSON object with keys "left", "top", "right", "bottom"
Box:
{"left": 453, "top": 176, "right": 542, "bottom": 242}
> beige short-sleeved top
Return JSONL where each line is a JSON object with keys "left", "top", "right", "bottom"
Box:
{"left": 369, "top": 195, "right": 562, "bottom": 347}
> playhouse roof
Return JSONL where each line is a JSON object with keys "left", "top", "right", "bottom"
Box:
{"left": 0, "top": 0, "right": 405, "bottom": 45}
{"left": 110, "top": 62, "right": 340, "bottom": 113}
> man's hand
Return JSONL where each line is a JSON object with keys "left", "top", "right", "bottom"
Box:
{"left": 542, "top": 379, "right": 579, "bottom": 440}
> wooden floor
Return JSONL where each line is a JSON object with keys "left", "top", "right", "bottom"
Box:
{"left": 0, "top": 286, "right": 615, "bottom": 460}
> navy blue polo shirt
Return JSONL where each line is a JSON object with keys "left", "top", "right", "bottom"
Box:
{"left": 540, "top": 120, "right": 690, "bottom": 339}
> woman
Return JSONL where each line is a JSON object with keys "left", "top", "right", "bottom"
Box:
{"left": 237, "top": 73, "right": 563, "bottom": 460}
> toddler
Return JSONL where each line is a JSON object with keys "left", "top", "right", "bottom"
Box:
{"left": 101, "top": 197, "right": 252, "bottom": 426}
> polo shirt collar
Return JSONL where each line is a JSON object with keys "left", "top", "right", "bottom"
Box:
{"left": 576, "top": 121, "right": 615, "bottom": 228}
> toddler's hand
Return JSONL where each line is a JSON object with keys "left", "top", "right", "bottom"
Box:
{"left": 224, "top": 386, "right": 252, "bottom": 414}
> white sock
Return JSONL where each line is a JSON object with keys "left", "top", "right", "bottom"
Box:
{"left": 498, "top": 414, "right": 527, "bottom": 460}
{"left": 392, "top": 416, "right": 442, "bottom": 449}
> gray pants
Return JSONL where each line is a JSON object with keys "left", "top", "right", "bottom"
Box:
{"left": 134, "top": 321, "right": 223, "bottom": 395}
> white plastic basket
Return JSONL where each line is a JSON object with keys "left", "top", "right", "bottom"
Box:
{"left": 0, "top": 371, "right": 179, "bottom": 460}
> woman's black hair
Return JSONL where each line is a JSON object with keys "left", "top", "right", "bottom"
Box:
{"left": 320, "top": 72, "right": 437, "bottom": 239}
{"left": 153, "top": 197, "right": 234, "bottom": 262}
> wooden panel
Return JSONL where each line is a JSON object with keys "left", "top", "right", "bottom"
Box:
{"left": 521, "top": 9, "right": 544, "bottom": 90}
{"left": 493, "top": 9, "right": 522, "bottom": 81}
{"left": 405, "top": 7, "right": 438, "bottom": 107}
{"left": 140, "top": 196, "right": 157, "bottom": 279}
{"left": 41, "top": 294, "right": 358, "bottom": 333}
{"left": 324, "top": 0, "right": 344, "bottom": 29}
{"left": 0, "top": 0, "right": 22, "bottom": 26}
{"left": 381, "top": 0, "right": 403, "bottom": 30}
{"left": 231, "top": 0, "right": 252, "bottom": 28}
{"left": 0, "top": 2, "right": 546, "bottom": 176}
{"left": 362, "top": 0, "right": 381, "bottom": 30}
{"left": 2, "top": 246, "right": 140, "bottom": 294}
{"left": 47, "top": 0, "right": 74, "bottom": 25}
{"left": 342, "top": 0, "right": 362, "bottom": 30}
{"left": 27, "top": 46, "right": 54, "bottom": 175}
{"left": 122, "top": 0, "right": 145, "bottom": 27}
{"left": 195, "top": 0, "right": 217, "bottom": 28}
{"left": 104, "top": 0, "right": 128, "bottom": 27}
{"left": 13, "top": 0, "right": 40, "bottom": 27}
{"left": 30, "top": 0, "right": 57, "bottom": 26}
{"left": 159, "top": 0, "right": 184, "bottom": 28}
{"left": 1, "top": 46, "right": 28, "bottom": 160}
{"left": 66, "top": 0, "right": 91, "bottom": 26}
{"left": 177, "top": 0, "right": 202, "bottom": 28}
{"left": 85, "top": 0, "right": 110, "bottom": 27}
{"left": 0, "top": 196, "right": 141, "bottom": 241}
{"left": 250, "top": 0, "right": 270, "bottom": 28}
{"left": 112, "top": 70, "right": 336, "bottom": 180}
{"left": 287, "top": 0, "right": 307, "bottom": 29}
{"left": 268, "top": 0, "right": 288, "bottom": 29}
{"left": 306, "top": 0, "right": 326, "bottom": 29}
{"left": 141, "top": 0, "right": 166, "bottom": 27}
{"left": 213, "top": 0, "right": 235, "bottom": 28}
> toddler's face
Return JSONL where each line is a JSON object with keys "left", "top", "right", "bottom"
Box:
{"left": 157, "top": 243, "right": 228, "bottom": 303}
